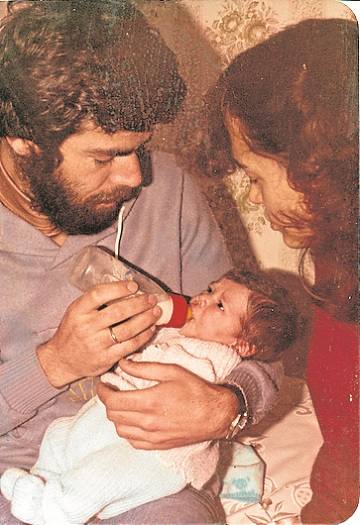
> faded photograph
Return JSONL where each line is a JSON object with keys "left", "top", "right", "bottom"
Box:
{"left": 0, "top": 1, "right": 357, "bottom": 524}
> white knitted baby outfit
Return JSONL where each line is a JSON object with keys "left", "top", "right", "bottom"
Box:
{"left": 1, "top": 328, "right": 241, "bottom": 525}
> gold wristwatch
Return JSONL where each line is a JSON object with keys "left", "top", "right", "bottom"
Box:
{"left": 222, "top": 383, "right": 250, "bottom": 440}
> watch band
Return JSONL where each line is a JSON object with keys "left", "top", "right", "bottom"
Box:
{"left": 222, "top": 383, "right": 251, "bottom": 440}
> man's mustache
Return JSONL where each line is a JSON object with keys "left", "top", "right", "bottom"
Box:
{"left": 86, "top": 184, "right": 142, "bottom": 206}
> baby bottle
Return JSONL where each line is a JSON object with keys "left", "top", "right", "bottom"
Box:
{"left": 69, "top": 246, "right": 192, "bottom": 328}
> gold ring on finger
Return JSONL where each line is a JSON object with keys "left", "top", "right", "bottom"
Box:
{"left": 109, "top": 325, "right": 120, "bottom": 345}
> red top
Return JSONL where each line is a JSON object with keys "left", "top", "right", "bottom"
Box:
{"left": 301, "top": 306, "right": 359, "bottom": 522}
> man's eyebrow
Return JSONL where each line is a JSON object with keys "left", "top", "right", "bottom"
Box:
{"left": 86, "top": 147, "right": 136, "bottom": 157}
{"left": 86, "top": 137, "right": 152, "bottom": 157}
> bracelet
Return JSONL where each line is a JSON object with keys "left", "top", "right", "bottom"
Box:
{"left": 222, "top": 383, "right": 251, "bottom": 440}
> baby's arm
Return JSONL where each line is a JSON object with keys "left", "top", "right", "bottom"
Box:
{"left": 102, "top": 342, "right": 217, "bottom": 391}
{"left": 148, "top": 344, "right": 217, "bottom": 382}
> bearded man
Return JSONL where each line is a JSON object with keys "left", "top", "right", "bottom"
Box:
{"left": 0, "top": 1, "right": 282, "bottom": 523}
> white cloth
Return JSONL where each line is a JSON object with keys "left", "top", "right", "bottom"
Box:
{"left": 1, "top": 329, "right": 242, "bottom": 525}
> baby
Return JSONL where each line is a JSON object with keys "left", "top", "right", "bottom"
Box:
{"left": 0, "top": 269, "right": 297, "bottom": 525}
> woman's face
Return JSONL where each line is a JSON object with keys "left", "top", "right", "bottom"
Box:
{"left": 225, "top": 114, "right": 313, "bottom": 248}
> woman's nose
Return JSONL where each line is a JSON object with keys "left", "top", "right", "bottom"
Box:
{"left": 248, "top": 184, "right": 263, "bottom": 205}
{"left": 110, "top": 154, "right": 142, "bottom": 188}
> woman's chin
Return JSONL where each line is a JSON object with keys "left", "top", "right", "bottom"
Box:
{"left": 281, "top": 230, "right": 310, "bottom": 249}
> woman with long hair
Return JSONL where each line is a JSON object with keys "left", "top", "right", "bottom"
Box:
{"left": 201, "top": 18, "right": 358, "bottom": 523}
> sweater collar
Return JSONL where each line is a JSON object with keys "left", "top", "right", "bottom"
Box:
{"left": 0, "top": 198, "right": 135, "bottom": 266}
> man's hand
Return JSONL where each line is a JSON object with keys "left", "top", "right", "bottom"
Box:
{"left": 37, "top": 281, "right": 161, "bottom": 388}
{"left": 97, "top": 359, "right": 239, "bottom": 449}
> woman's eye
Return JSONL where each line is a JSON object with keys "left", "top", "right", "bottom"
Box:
{"left": 207, "top": 286, "right": 213, "bottom": 293}
{"left": 217, "top": 301, "right": 224, "bottom": 311}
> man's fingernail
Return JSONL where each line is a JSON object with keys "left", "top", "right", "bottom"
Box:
{"left": 153, "top": 306, "right": 162, "bottom": 316}
{"left": 127, "top": 281, "right": 138, "bottom": 293}
{"left": 148, "top": 294, "right": 157, "bottom": 305}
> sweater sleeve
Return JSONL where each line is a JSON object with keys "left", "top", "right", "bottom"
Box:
{"left": 224, "top": 359, "right": 284, "bottom": 425}
{"left": 179, "top": 173, "right": 232, "bottom": 296}
{"left": 0, "top": 350, "right": 66, "bottom": 435}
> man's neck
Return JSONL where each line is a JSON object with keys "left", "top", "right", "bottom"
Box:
{"left": 52, "top": 231, "right": 68, "bottom": 246}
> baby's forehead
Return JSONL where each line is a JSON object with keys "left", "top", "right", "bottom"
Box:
{"left": 216, "top": 277, "right": 252, "bottom": 304}
{"left": 215, "top": 276, "right": 249, "bottom": 290}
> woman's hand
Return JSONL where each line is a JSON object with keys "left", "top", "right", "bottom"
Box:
{"left": 97, "top": 359, "right": 239, "bottom": 449}
{"left": 37, "top": 281, "right": 161, "bottom": 388}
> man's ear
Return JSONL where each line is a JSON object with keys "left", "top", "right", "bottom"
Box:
{"left": 5, "top": 137, "right": 40, "bottom": 156}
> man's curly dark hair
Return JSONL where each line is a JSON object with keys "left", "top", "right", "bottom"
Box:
{"left": 0, "top": 0, "right": 186, "bottom": 154}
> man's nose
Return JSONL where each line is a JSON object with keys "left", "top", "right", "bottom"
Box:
{"left": 110, "top": 154, "right": 142, "bottom": 188}
{"left": 248, "top": 184, "right": 263, "bottom": 205}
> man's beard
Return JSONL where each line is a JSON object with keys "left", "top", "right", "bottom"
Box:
{"left": 19, "top": 152, "right": 141, "bottom": 235}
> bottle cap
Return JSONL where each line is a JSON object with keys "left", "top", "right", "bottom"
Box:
{"left": 162, "top": 293, "right": 192, "bottom": 328}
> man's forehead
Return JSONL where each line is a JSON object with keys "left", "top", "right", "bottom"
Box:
{"left": 60, "top": 122, "right": 153, "bottom": 153}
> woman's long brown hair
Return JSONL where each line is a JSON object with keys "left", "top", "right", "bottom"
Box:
{"left": 200, "top": 19, "right": 358, "bottom": 322}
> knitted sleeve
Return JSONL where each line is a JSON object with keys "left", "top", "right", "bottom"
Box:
{"left": 0, "top": 351, "right": 66, "bottom": 436}
{"left": 224, "top": 359, "right": 284, "bottom": 425}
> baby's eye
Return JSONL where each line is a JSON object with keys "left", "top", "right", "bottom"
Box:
{"left": 249, "top": 177, "right": 258, "bottom": 185}
{"left": 217, "top": 301, "right": 224, "bottom": 311}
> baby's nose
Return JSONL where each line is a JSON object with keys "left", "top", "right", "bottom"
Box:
{"left": 190, "top": 293, "right": 208, "bottom": 307}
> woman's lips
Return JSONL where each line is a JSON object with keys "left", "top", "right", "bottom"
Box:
{"left": 269, "top": 221, "right": 282, "bottom": 231}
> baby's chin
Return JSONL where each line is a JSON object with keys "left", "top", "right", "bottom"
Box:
{"left": 179, "top": 319, "right": 195, "bottom": 337}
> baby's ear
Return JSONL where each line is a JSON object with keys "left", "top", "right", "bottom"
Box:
{"left": 233, "top": 339, "right": 257, "bottom": 357}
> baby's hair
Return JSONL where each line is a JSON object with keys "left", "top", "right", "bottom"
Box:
{"left": 225, "top": 269, "right": 298, "bottom": 361}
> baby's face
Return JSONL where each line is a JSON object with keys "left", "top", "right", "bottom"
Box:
{"left": 180, "top": 278, "right": 251, "bottom": 345}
